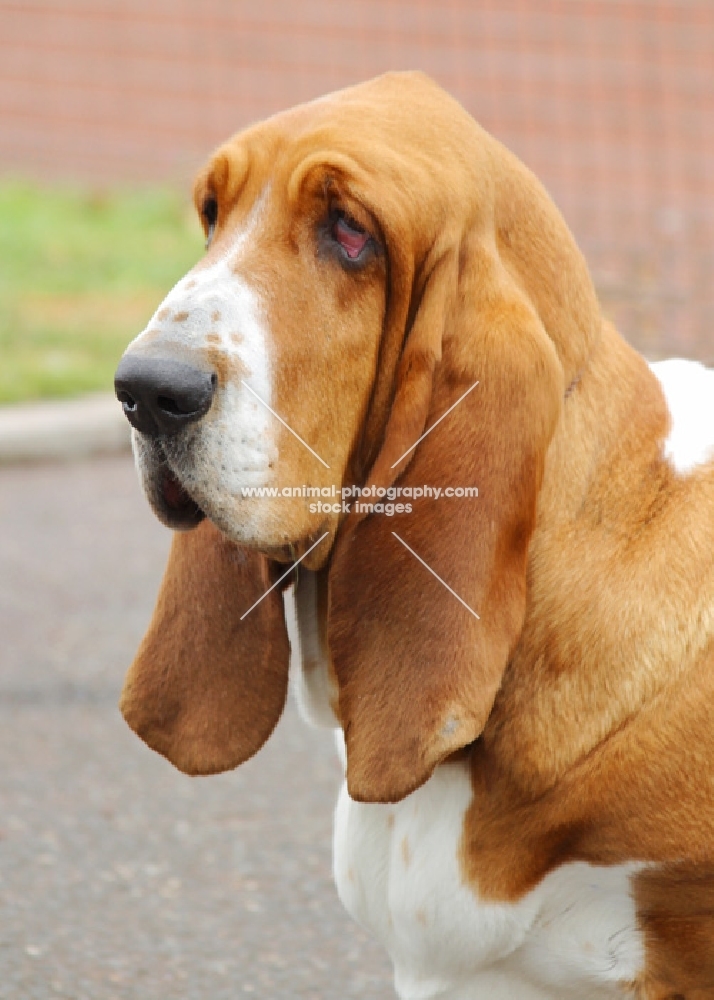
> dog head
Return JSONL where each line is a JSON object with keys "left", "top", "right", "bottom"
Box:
{"left": 116, "top": 72, "right": 601, "bottom": 801}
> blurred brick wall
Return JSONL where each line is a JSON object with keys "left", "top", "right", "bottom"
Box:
{"left": 1, "top": 0, "right": 712, "bottom": 360}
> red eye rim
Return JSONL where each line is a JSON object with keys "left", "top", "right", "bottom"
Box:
{"left": 332, "top": 212, "right": 371, "bottom": 259}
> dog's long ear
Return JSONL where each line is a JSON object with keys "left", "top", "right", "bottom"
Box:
{"left": 120, "top": 519, "right": 290, "bottom": 775}
{"left": 328, "top": 233, "right": 565, "bottom": 803}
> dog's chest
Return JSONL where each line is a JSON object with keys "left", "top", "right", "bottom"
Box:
{"left": 288, "top": 586, "right": 644, "bottom": 997}
{"left": 333, "top": 761, "right": 644, "bottom": 1000}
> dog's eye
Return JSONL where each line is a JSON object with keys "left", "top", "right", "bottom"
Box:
{"left": 202, "top": 195, "right": 218, "bottom": 248}
{"left": 331, "top": 211, "right": 370, "bottom": 260}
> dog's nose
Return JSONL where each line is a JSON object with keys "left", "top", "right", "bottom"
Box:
{"left": 114, "top": 354, "right": 217, "bottom": 437}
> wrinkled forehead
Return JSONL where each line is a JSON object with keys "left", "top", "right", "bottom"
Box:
{"left": 193, "top": 73, "right": 473, "bottom": 219}
{"left": 131, "top": 75, "right": 483, "bottom": 364}
{"left": 192, "top": 109, "right": 342, "bottom": 218}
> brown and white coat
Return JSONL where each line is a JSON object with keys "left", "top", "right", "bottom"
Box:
{"left": 114, "top": 73, "right": 714, "bottom": 999}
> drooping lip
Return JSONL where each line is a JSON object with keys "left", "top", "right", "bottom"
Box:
{"left": 136, "top": 435, "right": 206, "bottom": 531}
{"left": 135, "top": 440, "right": 335, "bottom": 570}
{"left": 156, "top": 464, "right": 205, "bottom": 530}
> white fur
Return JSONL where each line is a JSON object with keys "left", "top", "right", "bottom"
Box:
{"left": 290, "top": 606, "right": 645, "bottom": 999}
{"left": 650, "top": 358, "right": 714, "bottom": 475}
{"left": 332, "top": 758, "right": 643, "bottom": 999}
{"left": 129, "top": 194, "right": 278, "bottom": 534}
{"left": 288, "top": 572, "right": 340, "bottom": 729}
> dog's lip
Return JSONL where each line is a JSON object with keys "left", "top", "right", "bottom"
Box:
{"left": 159, "top": 465, "right": 206, "bottom": 524}
{"left": 153, "top": 460, "right": 205, "bottom": 529}
{"left": 139, "top": 439, "right": 331, "bottom": 550}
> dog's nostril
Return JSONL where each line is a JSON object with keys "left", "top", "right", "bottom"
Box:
{"left": 116, "top": 389, "right": 137, "bottom": 411}
{"left": 157, "top": 394, "right": 190, "bottom": 416}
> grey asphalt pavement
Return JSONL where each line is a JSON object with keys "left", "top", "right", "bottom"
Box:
{"left": 0, "top": 454, "right": 393, "bottom": 999}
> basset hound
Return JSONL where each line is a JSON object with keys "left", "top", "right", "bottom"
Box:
{"left": 114, "top": 72, "right": 714, "bottom": 999}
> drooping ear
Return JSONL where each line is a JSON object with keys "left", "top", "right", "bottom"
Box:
{"left": 328, "top": 241, "right": 564, "bottom": 803}
{"left": 120, "top": 519, "right": 290, "bottom": 775}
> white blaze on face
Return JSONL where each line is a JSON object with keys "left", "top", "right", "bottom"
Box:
{"left": 129, "top": 192, "right": 277, "bottom": 511}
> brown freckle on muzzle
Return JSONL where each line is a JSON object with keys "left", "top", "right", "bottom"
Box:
{"left": 185, "top": 279, "right": 197, "bottom": 289}
{"left": 206, "top": 345, "right": 248, "bottom": 390}
{"left": 230, "top": 331, "right": 244, "bottom": 346}
{"left": 156, "top": 308, "right": 170, "bottom": 321}
{"left": 173, "top": 311, "right": 190, "bottom": 322}
{"left": 211, "top": 310, "right": 222, "bottom": 321}
{"left": 206, "top": 332, "right": 220, "bottom": 345}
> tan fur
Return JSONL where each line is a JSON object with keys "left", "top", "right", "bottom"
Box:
{"left": 122, "top": 73, "right": 714, "bottom": 992}
{"left": 634, "top": 863, "right": 714, "bottom": 997}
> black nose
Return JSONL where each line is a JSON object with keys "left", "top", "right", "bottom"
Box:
{"left": 114, "top": 354, "right": 217, "bottom": 437}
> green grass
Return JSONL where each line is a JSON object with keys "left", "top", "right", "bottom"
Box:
{"left": 0, "top": 180, "right": 204, "bottom": 403}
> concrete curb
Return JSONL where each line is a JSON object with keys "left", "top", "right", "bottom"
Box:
{"left": 0, "top": 393, "right": 131, "bottom": 464}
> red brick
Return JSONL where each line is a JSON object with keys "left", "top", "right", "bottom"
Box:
{"left": 1, "top": 0, "right": 711, "bottom": 359}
